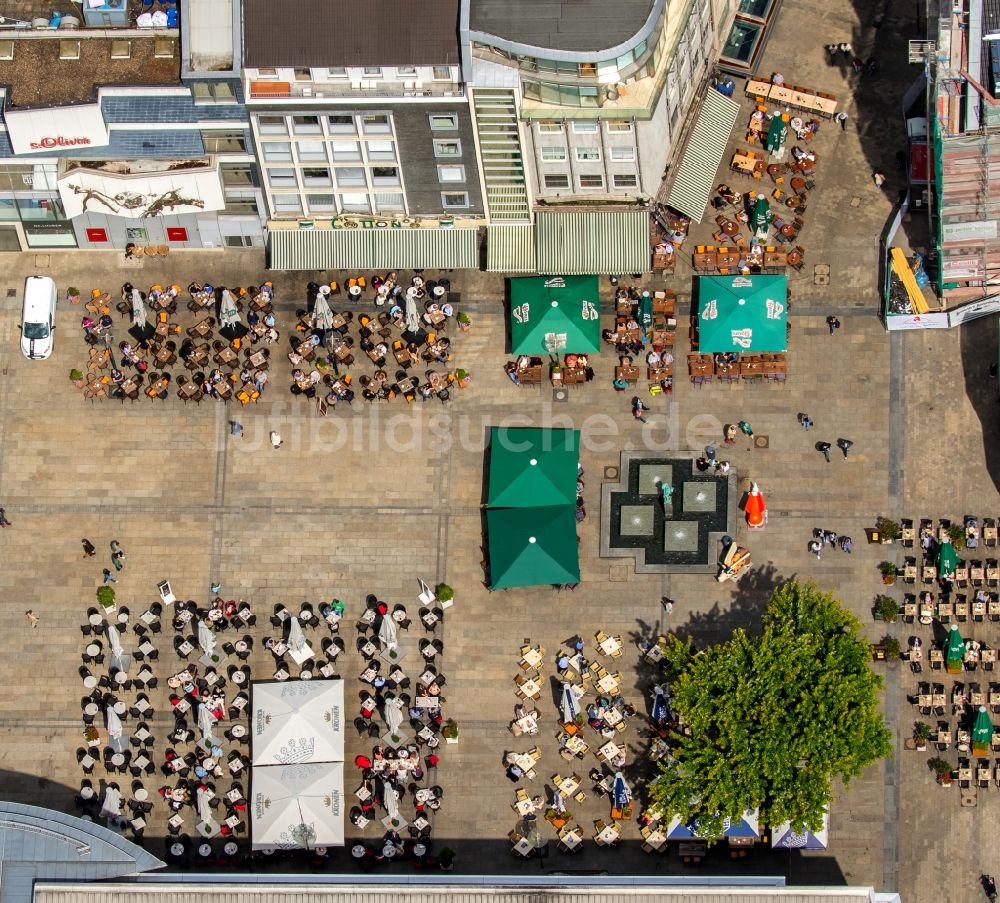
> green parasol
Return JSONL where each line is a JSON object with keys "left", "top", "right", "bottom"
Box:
{"left": 945, "top": 624, "right": 966, "bottom": 673}
{"left": 751, "top": 196, "right": 771, "bottom": 235}
{"left": 973, "top": 705, "right": 994, "bottom": 752}
{"left": 697, "top": 275, "right": 788, "bottom": 353}
{"left": 936, "top": 539, "right": 959, "bottom": 577}
{"left": 487, "top": 426, "right": 580, "bottom": 508}
{"left": 486, "top": 505, "right": 580, "bottom": 589}
{"left": 509, "top": 275, "right": 601, "bottom": 355}
{"left": 637, "top": 292, "right": 653, "bottom": 341}
{"left": 766, "top": 115, "right": 787, "bottom": 153}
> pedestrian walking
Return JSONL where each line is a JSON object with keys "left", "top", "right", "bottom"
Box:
{"left": 110, "top": 539, "right": 125, "bottom": 571}
{"left": 631, "top": 396, "right": 649, "bottom": 423}
{"left": 872, "top": 170, "right": 886, "bottom": 188}
{"left": 102, "top": 568, "right": 117, "bottom": 584}
{"left": 724, "top": 424, "right": 737, "bottom": 445}
{"left": 817, "top": 441, "right": 832, "bottom": 462}
{"left": 826, "top": 315, "right": 841, "bottom": 334}
{"left": 211, "top": 582, "right": 221, "bottom": 595}
{"left": 738, "top": 420, "right": 754, "bottom": 439}
{"left": 840, "top": 536, "right": 853, "bottom": 553}
{"left": 81, "top": 538, "right": 96, "bottom": 557}
{"left": 0, "top": 506, "right": 10, "bottom": 527}
{"left": 835, "top": 110, "right": 849, "bottom": 130}
{"left": 837, "top": 438, "right": 854, "bottom": 458}
{"left": 808, "top": 540, "right": 823, "bottom": 559}
{"left": 661, "top": 597, "right": 674, "bottom": 615}
{"left": 24, "top": 610, "right": 38, "bottom": 628}
{"left": 798, "top": 413, "right": 813, "bottom": 430}
{"left": 230, "top": 420, "right": 244, "bottom": 439}
{"left": 269, "top": 430, "right": 283, "bottom": 449}
{"left": 704, "top": 444, "right": 717, "bottom": 463}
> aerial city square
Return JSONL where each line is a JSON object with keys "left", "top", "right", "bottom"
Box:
{"left": 0, "top": 0, "right": 996, "bottom": 903}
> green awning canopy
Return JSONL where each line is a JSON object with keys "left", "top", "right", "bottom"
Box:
{"left": 510, "top": 275, "right": 601, "bottom": 354}
{"left": 535, "top": 211, "right": 649, "bottom": 275}
{"left": 697, "top": 275, "right": 788, "bottom": 353}
{"left": 486, "top": 505, "right": 580, "bottom": 589}
{"left": 487, "top": 427, "right": 579, "bottom": 508}
{"left": 937, "top": 540, "right": 959, "bottom": 577}
{"left": 666, "top": 87, "right": 741, "bottom": 222}
{"left": 268, "top": 227, "right": 479, "bottom": 271}
{"left": 486, "top": 224, "right": 537, "bottom": 273}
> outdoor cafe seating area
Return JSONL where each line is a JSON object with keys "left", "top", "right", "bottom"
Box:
{"left": 290, "top": 274, "right": 470, "bottom": 411}
{"left": 78, "top": 282, "right": 279, "bottom": 404}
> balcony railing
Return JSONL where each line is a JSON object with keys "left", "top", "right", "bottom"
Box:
{"left": 249, "top": 81, "right": 465, "bottom": 100}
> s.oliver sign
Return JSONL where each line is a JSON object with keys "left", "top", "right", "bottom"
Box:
{"left": 4, "top": 104, "right": 109, "bottom": 156}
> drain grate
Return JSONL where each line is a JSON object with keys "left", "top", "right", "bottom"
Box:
{"left": 552, "top": 388, "right": 568, "bottom": 403}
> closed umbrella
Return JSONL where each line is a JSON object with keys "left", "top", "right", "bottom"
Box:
{"left": 384, "top": 696, "right": 403, "bottom": 735}
{"left": 130, "top": 288, "right": 146, "bottom": 326}
{"left": 198, "top": 620, "right": 217, "bottom": 660}
{"left": 651, "top": 685, "right": 669, "bottom": 725}
{"left": 197, "top": 702, "right": 218, "bottom": 743}
{"left": 560, "top": 682, "right": 582, "bottom": 723}
{"left": 973, "top": 705, "right": 994, "bottom": 753}
{"left": 766, "top": 115, "right": 787, "bottom": 153}
{"left": 612, "top": 772, "right": 632, "bottom": 809}
{"left": 106, "top": 624, "right": 124, "bottom": 658}
{"left": 405, "top": 290, "right": 421, "bottom": 334}
{"left": 287, "top": 615, "right": 314, "bottom": 665}
{"left": 218, "top": 289, "right": 248, "bottom": 340}
{"left": 314, "top": 294, "right": 335, "bottom": 331}
{"left": 945, "top": 624, "right": 966, "bottom": 674}
{"left": 637, "top": 292, "right": 653, "bottom": 341}
{"left": 378, "top": 615, "right": 398, "bottom": 653}
{"left": 937, "top": 539, "right": 959, "bottom": 578}
{"left": 750, "top": 197, "right": 771, "bottom": 238}
{"left": 100, "top": 785, "right": 122, "bottom": 819}
{"left": 106, "top": 705, "right": 126, "bottom": 753}
{"left": 384, "top": 784, "right": 400, "bottom": 822}
{"left": 196, "top": 785, "right": 213, "bottom": 824}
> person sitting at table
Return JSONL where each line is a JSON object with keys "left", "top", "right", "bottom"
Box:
{"left": 504, "top": 362, "right": 520, "bottom": 385}
{"left": 646, "top": 349, "right": 661, "bottom": 367}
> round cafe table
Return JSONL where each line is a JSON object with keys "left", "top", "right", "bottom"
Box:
{"left": 234, "top": 641, "right": 248, "bottom": 653}
{"left": 299, "top": 610, "right": 314, "bottom": 623}
{"left": 114, "top": 672, "right": 128, "bottom": 685}
{"left": 231, "top": 724, "right": 247, "bottom": 738}
{"left": 224, "top": 842, "right": 238, "bottom": 856}
{"left": 170, "top": 843, "right": 185, "bottom": 857}
{"left": 414, "top": 843, "right": 427, "bottom": 857}
{"left": 85, "top": 644, "right": 100, "bottom": 657}
{"left": 301, "top": 670, "right": 313, "bottom": 680}
{"left": 113, "top": 701, "right": 127, "bottom": 715}
{"left": 83, "top": 675, "right": 98, "bottom": 689}
{"left": 111, "top": 754, "right": 125, "bottom": 767}
{"left": 88, "top": 613, "right": 103, "bottom": 626}
{"left": 232, "top": 671, "right": 246, "bottom": 685}
{"left": 351, "top": 845, "right": 366, "bottom": 859}
{"left": 80, "top": 786, "right": 94, "bottom": 800}
{"left": 84, "top": 703, "right": 99, "bottom": 716}
{"left": 134, "top": 788, "right": 148, "bottom": 801}
{"left": 383, "top": 844, "right": 397, "bottom": 858}
{"left": 198, "top": 844, "right": 212, "bottom": 858}
{"left": 780, "top": 224, "right": 796, "bottom": 238}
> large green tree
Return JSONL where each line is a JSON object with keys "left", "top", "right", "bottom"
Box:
{"left": 649, "top": 580, "right": 892, "bottom": 841}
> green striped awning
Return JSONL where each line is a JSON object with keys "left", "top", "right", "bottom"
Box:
{"left": 268, "top": 227, "right": 480, "bottom": 271}
{"left": 666, "top": 88, "right": 741, "bottom": 223}
{"left": 486, "top": 224, "right": 537, "bottom": 273}
{"left": 535, "top": 211, "right": 649, "bottom": 275}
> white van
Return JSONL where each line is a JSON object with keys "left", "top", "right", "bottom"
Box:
{"left": 20, "top": 275, "right": 57, "bottom": 360}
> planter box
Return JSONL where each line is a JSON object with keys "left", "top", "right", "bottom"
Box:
{"left": 445, "top": 737, "right": 458, "bottom": 744}
{"left": 440, "top": 598, "right": 454, "bottom": 610}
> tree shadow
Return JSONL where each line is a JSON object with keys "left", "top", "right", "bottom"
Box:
{"left": 959, "top": 316, "right": 1000, "bottom": 495}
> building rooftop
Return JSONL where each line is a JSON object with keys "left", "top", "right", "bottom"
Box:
{"left": 468, "top": 0, "right": 657, "bottom": 55}
{"left": 0, "top": 0, "right": 146, "bottom": 28}
{"left": 242, "top": 0, "right": 460, "bottom": 68}
{"left": 0, "top": 37, "right": 180, "bottom": 108}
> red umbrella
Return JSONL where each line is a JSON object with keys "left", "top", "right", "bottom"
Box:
{"left": 745, "top": 482, "right": 767, "bottom": 529}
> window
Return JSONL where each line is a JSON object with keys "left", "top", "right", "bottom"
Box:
{"left": 166, "top": 227, "right": 188, "bottom": 242}
{"left": 610, "top": 146, "right": 636, "bottom": 161}
{"left": 223, "top": 197, "right": 259, "bottom": 214}
{"left": 258, "top": 116, "right": 287, "bottom": 135}
{"left": 225, "top": 235, "right": 254, "bottom": 247}
{"left": 256, "top": 67, "right": 278, "bottom": 79}
{"left": 376, "top": 192, "right": 405, "bottom": 211}
{"left": 396, "top": 66, "right": 417, "bottom": 76}
{"left": 543, "top": 174, "right": 570, "bottom": 189}
{"left": 366, "top": 140, "right": 396, "bottom": 161}
{"left": 340, "top": 192, "right": 370, "bottom": 213}
{"left": 362, "top": 114, "right": 391, "bottom": 134}
{"left": 153, "top": 38, "right": 175, "bottom": 59}
{"left": 335, "top": 167, "right": 366, "bottom": 187}
{"left": 328, "top": 115, "right": 356, "bottom": 133}
{"left": 575, "top": 147, "right": 600, "bottom": 162}
{"left": 109, "top": 40, "right": 129, "bottom": 60}
{"left": 86, "top": 228, "right": 108, "bottom": 243}
{"left": 571, "top": 121, "right": 598, "bottom": 133}
{"left": 294, "top": 68, "right": 312, "bottom": 81}
{"left": 429, "top": 113, "right": 458, "bottom": 130}
{"left": 437, "top": 165, "right": 465, "bottom": 183}
{"left": 441, "top": 191, "right": 470, "bottom": 208}
{"left": 192, "top": 82, "right": 236, "bottom": 104}
{"left": 203, "top": 130, "right": 247, "bottom": 153}
{"left": 332, "top": 142, "right": 362, "bottom": 161}
{"left": 372, "top": 166, "right": 400, "bottom": 186}
{"left": 221, "top": 163, "right": 254, "bottom": 186}
{"left": 578, "top": 62, "right": 597, "bottom": 77}
{"left": 328, "top": 67, "right": 348, "bottom": 78}
{"left": 271, "top": 194, "right": 303, "bottom": 214}
{"left": 307, "top": 194, "right": 337, "bottom": 211}
{"left": 292, "top": 116, "right": 321, "bottom": 134}
{"left": 579, "top": 174, "right": 604, "bottom": 188}
{"left": 59, "top": 40, "right": 80, "bottom": 60}
{"left": 540, "top": 146, "right": 566, "bottom": 163}
{"left": 296, "top": 140, "right": 327, "bottom": 161}
{"left": 262, "top": 141, "right": 292, "bottom": 161}
{"left": 302, "top": 167, "right": 332, "bottom": 186}
{"left": 266, "top": 168, "right": 297, "bottom": 187}
{"left": 613, "top": 174, "right": 638, "bottom": 188}
{"left": 432, "top": 66, "right": 451, "bottom": 80}
{"left": 538, "top": 121, "right": 562, "bottom": 133}
{"left": 363, "top": 67, "right": 383, "bottom": 77}
{"left": 607, "top": 119, "right": 632, "bottom": 132}
{"left": 433, "top": 139, "right": 461, "bottom": 157}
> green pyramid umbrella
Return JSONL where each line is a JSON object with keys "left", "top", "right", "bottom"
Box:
{"left": 945, "top": 624, "right": 966, "bottom": 673}
{"left": 510, "top": 275, "right": 601, "bottom": 355}
{"left": 637, "top": 292, "right": 653, "bottom": 341}
{"left": 697, "top": 275, "right": 788, "bottom": 353}
{"left": 766, "top": 115, "right": 787, "bottom": 153}
{"left": 751, "top": 196, "right": 771, "bottom": 235}
{"left": 487, "top": 505, "right": 580, "bottom": 589}
{"left": 487, "top": 427, "right": 580, "bottom": 508}
{"left": 937, "top": 539, "right": 959, "bottom": 577}
{"left": 973, "top": 705, "right": 994, "bottom": 751}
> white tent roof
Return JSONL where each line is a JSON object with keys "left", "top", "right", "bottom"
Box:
{"left": 251, "top": 680, "right": 344, "bottom": 767}
{"left": 251, "top": 762, "right": 344, "bottom": 849}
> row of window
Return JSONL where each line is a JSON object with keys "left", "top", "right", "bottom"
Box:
{"left": 269, "top": 191, "right": 470, "bottom": 216}
{"left": 257, "top": 113, "right": 459, "bottom": 135}
{"left": 255, "top": 66, "right": 453, "bottom": 81}
{"left": 541, "top": 146, "right": 635, "bottom": 162}
{"left": 543, "top": 173, "right": 637, "bottom": 190}
{"left": 265, "top": 162, "right": 465, "bottom": 186}
{"left": 537, "top": 119, "right": 632, "bottom": 134}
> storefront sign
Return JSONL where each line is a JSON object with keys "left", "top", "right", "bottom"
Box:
{"left": 948, "top": 295, "right": 1000, "bottom": 326}
{"left": 58, "top": 166, "right": 225, "bottom": 219}
{"left": 942, "top": 220, "right": 998, "bottom": 243}
{"left": 4, "top": 104, "right": 109, "bottom": 156}
{"left": 884, "top": 311, "right": 949, "bottom": 331}
{"left": 942, "top": 256, "right": 982, "bottom": 279}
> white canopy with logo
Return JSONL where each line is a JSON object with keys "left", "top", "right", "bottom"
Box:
{"left": 251, "top": 679, "right": 345, "bottom": 766}
{"left": 251, "top": 762, "right": 344, "bottom": 850}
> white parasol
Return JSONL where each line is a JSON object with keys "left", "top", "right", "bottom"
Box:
{"left": 378, "top": 615, "right": 398, "bottom": 653}
{"left": 106, "top": 705, "right": 127, "bottom": 753}
{"left": 219, "top": 289, "right": 240, "bottom": 328}
{"left": 198, "top": 620, "right": 217, "bottom": 660}
{"left": 560, "top": 682, "right": 583, "bottom": 723}
{"left": 384, "top": 784, "right": 400, "bottom": 822}
{"left": 130, "top": 288, "right": 146, "bottom": 326}
{"left": 106, "top": 623, "right": 124, "bottom": 658}
{"left": 314, "top": 294, "right": 335, "bottom": 331}
{"left": 197, "top": 702, "right": 219, "bottom": 744}
{"left": 287, "top": 615, "right": 314, "bottom": 665}
{"left": 100, "top": 785, "right": 122, "bottom": 819}
{"left": 384, "top": 696, "right": 404, "bottom": 735}
{"left": 196, "top": 785, "right": 214, "bottom": 824}
{"left": 405, "top": 291, "right": 420, "bottom": 333}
